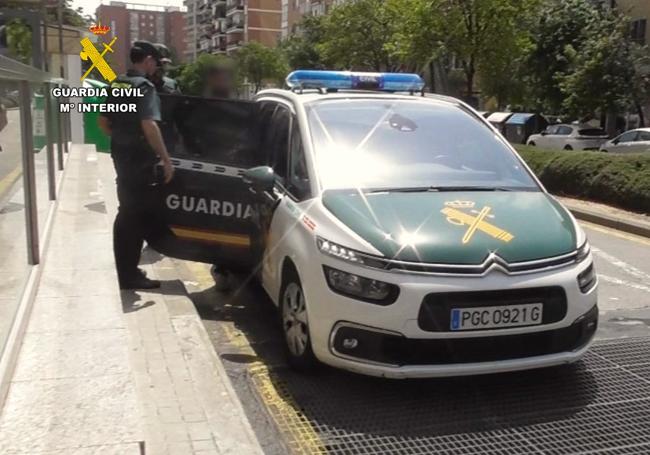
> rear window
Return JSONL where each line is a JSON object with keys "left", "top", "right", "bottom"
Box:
{"left": 578, "top": 128, "right": 607, "bottom": 137}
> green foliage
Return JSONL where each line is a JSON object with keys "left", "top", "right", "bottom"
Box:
{"left": 235, "top": 42, "right": 289, "bottom": 91}
{"left": 317, "top": 0, "right": 402, "bottom": 71}
{"left": 280, "top": 15, "right": 329, "bottom": 70}
{"left": 515, "top": 146, "right": 650, "bottom": 214}
{"left": 177, "top": 54, "right": 234, "bottom": 96}
{"left": 5, "top": 19, "right": 32, "bottom": 64}
{"left": 560, "top": 15, "right": 644, "bottom": 119}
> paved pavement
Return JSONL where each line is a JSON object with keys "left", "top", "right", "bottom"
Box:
{"left": 0, "top": 147, "right": 263, "bottom": 455}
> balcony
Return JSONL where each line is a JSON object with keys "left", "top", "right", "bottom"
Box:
{"left": 226, "top": 0, "right": 244, "bottom": 13}
{"left": 226, "top": 12, "right": 244, "bottom": 30}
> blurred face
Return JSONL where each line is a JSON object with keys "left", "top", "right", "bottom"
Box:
{"left": 207, "top": 70, "right": 232, "bottom": 97}
{"left": 143, "top": 55, "right": 159, "bottom": 76}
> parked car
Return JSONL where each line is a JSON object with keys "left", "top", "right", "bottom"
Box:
{"left": 600, "top": 128, "right": 650, "bottom": 153}
{"left": 526, "top": 124, "right": 608, "bottom": 150}
{"left": 155, "top": 70, "right": 598, "bottom": 379}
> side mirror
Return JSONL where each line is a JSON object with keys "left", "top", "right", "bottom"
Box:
{"left": 612, "top": 139, "right": 619, "bottom": 145}
{"left": 242, "top": 166, "right": 276, "bottom": 194}
{"left": 540, "top": 131, "right": 547, "bottom": 136}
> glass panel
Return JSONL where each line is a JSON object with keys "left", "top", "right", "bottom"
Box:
{"left": 33, "top": 83, "right": 54, "bottom": 237}
{"left": 0, "top": 79, "right": 30, "bottom": 352}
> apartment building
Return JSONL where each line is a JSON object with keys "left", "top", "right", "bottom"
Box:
{"left": 96, "top": 2, "right": 186, "bottom": 75}
{"left": 282, "top": 0, "right": 340, "bottom": 38}
{"left": 184, "top": 0, "right": 282, "bottom": 59}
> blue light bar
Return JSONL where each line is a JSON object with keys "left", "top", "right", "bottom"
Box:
{"left": 286, "top": 70, "right": 425, "bottom": 92}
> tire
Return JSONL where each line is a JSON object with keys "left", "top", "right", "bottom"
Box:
{"left": 564, "top": 145, "right": 573, "bottom": 151}
{"left": 280, "top": 268, "right": 317, "bottom": 372}
{"left": 528, "top": 141, "right": 536, "bottom": 146}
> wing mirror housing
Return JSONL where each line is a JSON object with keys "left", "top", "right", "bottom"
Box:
{"left": 540, "top": 130, "right": 547, "bottom": 136}
{"left": 243, "top": 166, "right": 276, "bottom": 194}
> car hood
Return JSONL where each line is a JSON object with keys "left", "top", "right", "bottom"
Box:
{"left": 321, "top": 190, "right": 577, "bottom": 264}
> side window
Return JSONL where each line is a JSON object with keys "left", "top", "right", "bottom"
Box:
{"left": 557, "top": 126, "right": 573, "bottom": 135}
{"left": 545, "top": 125, "right": 558, "bottom": 135}
{"left": 287, "top": 117, "right": 311, "bottom": 200}
{"left": 636, "top": 131, "right": 650, "bottom": 141}
{"left": 267, "top": 105, "right": 290, "bottom": 181}
{"left": 618, "top": 131, "right": 638, "bottom": 143}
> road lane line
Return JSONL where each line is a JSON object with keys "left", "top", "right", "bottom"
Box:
{"left": 581, "top": 221, "right": 650, "bottom": 247}
{"left": 591, "top": 247, "right": 650, "bottom": 283}
{"left": 0, "top": 165, "right": 22, "bottom": 201}
{"left": 598, "top": 274, "right": 650, "bottom": 294}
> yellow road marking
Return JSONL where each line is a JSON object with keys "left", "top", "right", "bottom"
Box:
{"left": 442, "top": 207, "right": 514, "bottom": 243}
{"left": 171, "top": 226, "right": 250, "bottom": 247}
{"left": 0, "top": 166, "right": 22, "bottom": 200}
{"left": 580, "top": 221, "right": 650, "bottom": 247}
{"left": 249, "top": 364, "right": 327, "bottom": 454}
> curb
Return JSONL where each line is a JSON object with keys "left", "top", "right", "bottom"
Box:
{"left": 562, "top": 202, "right": 650, "bottom": 239}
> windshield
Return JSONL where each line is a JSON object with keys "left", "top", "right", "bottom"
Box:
{"left": 307, "top": 99, "right": 539, "bottom": 192}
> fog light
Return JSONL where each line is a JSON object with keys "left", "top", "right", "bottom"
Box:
{"left": 577, "top": 263, "right": 597, "bottom": 293}
{"left": 342, "top": 338, "right": 358, "bottom": 349}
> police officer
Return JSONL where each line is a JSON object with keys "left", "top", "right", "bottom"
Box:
{"left": 151, "top": 43, "right": 181, "bottom": 94}
{"left": 98, "top": 41, "right": 174, "bottom": 290}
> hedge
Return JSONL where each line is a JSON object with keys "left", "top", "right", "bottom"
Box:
{"left": 514, "top": 145, "right": 650, "bottom": 214}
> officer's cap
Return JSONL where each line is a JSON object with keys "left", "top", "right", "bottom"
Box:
{"left": 130, "top": 40, "right": 161, "bottom": 64}
{"left": 154, "top": 43, "right": 172, "bottom": 64}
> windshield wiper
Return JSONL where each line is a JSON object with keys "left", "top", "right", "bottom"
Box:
{"left": 365, "top": 186, "right": 515, "bottom": 193}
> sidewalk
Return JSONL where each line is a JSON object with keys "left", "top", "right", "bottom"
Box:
{"left": 0, "top": 145, "right": 263, "bottom": 455}
{"left": 558, "top": 196, "right": 650, "bottom": 238}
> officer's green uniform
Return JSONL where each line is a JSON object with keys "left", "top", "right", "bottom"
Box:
{"left": 101, "top": 69, "right": 163, "bottom": 284}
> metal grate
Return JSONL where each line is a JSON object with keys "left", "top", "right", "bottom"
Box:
{"left": 249, "top": 338, "right": 650, "bottom": 454}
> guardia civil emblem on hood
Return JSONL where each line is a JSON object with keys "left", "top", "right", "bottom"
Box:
{"left": 441, "top": 200, "right": 514, "bottom": 245}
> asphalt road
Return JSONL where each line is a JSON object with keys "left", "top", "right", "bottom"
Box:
{"left": 185, "top": 220, "right": 650, "bottom": 454}
{"left": 0, "top": 109, "right": 23, "bottom": 203}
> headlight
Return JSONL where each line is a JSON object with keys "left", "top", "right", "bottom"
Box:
{"left": 323, "top": 266, "right": 399, "bottom": 305}
{"left": 575, "top": 241, "right": 591, "bottom": 263}
{"left": 317, "top": 237, "right": 365, "bottom": 264}
{"left": 577, "top": 263, "right": 597, "bottom": 293}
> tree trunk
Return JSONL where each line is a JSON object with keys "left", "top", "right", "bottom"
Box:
{"left": 428, "top": 60, "right": 436, "bottom": 93}
{"left": 465, "top": 62, "right": 475, "bottom": 98}
{"left": 636, "top": 101, "right": 645, "bottom": 128}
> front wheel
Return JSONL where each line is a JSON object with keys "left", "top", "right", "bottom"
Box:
{"left": 280, "top": 271, "right": 317, "bottom": 372}
{"left": 564, "top": 145, "right": 573, "bottom": 151}
{"left": 528, "top": 141, "right": 536, "bottom": 146}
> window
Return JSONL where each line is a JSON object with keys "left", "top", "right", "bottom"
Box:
{"left": 638, "top": 131, "right": 650, "bottom": 141}
{"left": 631, "top": 19, "right": 647, "bottom": 45}
{"left": 545, "top": 125, "right": 558, "bottom": 135}
{"left": 288, "top": 118, "right": 310, "bottom": 200}
{"left": 556, "top": 126, "right": 573, "bottom": 135}
{"left": 264, "top": 105, "right": 290, "bottom": 181}
{"left": 617, "top": 131, "right": 638, "bottom": 143}
{"left": 307, "top": 99, "right": 538, "bottom": 191}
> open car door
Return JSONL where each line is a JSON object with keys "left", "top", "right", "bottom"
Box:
{"left": 150, "top": 94, "right": 263, "bottom": 272}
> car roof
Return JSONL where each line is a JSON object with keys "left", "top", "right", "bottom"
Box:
{"left": 255, "top": 88, "right": 465, "bottom": 109}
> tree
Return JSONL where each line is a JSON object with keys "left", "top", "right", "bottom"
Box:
{"left": 280, "top": 15, "right": 329, "bottom": 70}
{"left": 560, "top": 12, "right": 649, "bottom": 132}
{"left": 524, "top": 0, "right": 604, "bottom": 113}
{"left": 235, "top": 42, "right": 288, "bottom": 92}
{"left": 176, "top": 53, "right": 234, "bottom": 96}
{"left": 4, "top": 19, "right": 32, "bottom": 64}
{"left": 317, "top": 0, "right": 400, "bottom": 71}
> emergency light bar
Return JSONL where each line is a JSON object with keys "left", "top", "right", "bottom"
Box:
{"left": 286, "top": 70, "right": 425, "bottom": 92}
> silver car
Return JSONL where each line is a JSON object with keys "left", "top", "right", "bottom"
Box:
{"left": 600, "top": 128, "right": 650, "bottom": 153}
{"left": 527, "top": 124, "right": 608, "bottom": 150}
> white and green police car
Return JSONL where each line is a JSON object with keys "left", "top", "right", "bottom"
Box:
{"left": 156, "top": 71, "right": 598, "bottom": 378}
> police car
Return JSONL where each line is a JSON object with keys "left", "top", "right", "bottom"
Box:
{"left": 155, "top": 71, "right": 598, "bottom": 378}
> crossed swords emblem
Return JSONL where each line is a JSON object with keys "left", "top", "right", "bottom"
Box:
{"left": 80, "top": 36, "right": 118, "bottom": 82}
{"left": 441, "top": 200, "right": 514, "bottom": 245}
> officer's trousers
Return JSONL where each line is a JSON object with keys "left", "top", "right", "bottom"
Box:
{"left": 113, "top": 179, "right": 162, "bottom": 282}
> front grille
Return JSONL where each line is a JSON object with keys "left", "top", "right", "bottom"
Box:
{"left": 418, "top": 286, "right": 567, "bottom": 332}
{"left": 331, "top": 305, "right": 597, "bottom": 366}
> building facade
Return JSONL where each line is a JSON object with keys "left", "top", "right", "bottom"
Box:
{"left": 282, "top": 0, "right": 339, "bottom": 38}
{"left": 611, "top": 0, "right": 649, "bottom": 44}
{"left": 184, "top": 0, "right": 282, "bottom": 60}
{"left": 96, "top": 2, "right": 186, "bottom": 75}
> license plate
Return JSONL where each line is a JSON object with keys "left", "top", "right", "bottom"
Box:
{"left": 450, "top": 303, "right": 543, "bottom": 331}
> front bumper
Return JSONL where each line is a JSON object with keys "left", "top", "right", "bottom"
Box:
{"left": 303, "top": 253, "right": 598, "bottom": 378}
{"left": 327, "top": 305, "right": 597, "bottom": 378}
